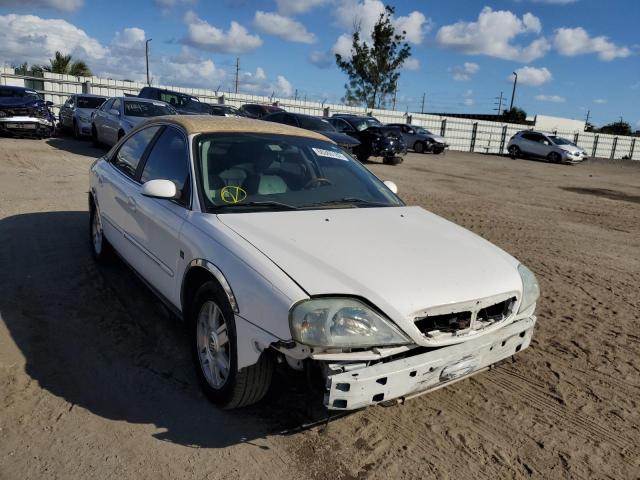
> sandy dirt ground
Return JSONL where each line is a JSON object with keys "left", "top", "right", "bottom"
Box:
{"left": 0, "top": 135, "right": 639, "bottom": 480}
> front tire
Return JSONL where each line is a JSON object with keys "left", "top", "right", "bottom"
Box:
{"left": 548, "top": 152, "right": 561, "bottom": 163}
{"left": 191, "top": 281, "right": 273, "bottom": 409}
{"left": 383, "top": 155, "right": 403, "bottom": 165}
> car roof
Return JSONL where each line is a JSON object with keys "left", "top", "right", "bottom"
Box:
{"left": 0, "top": 85, "right": 37, "bottom": 93}
{"left": 137, "top": 115, "right": 334, "bottom": 141}
{"left": 76, "top": 93, "right": 107, "bottom": 98}
{"left": 120, "top": 96, "right": 169, "bottom": 104}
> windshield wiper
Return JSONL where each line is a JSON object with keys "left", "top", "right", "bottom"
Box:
{"left": 212, "top": 201, "right": 300, "bottom": 211}
{"left": 302, "top": 197, "right": 390, "bottom": 208}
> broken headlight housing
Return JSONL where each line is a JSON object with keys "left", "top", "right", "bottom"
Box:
{"left": 517, "top": 264, "right": 540, "bottom": 314}
{"left": 290, "top": 297, "right": 411, "bottom": 348}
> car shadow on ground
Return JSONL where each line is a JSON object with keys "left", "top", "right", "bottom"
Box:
{"left": 46, "top": 135, "right": 107, "bottom": 158}
{"left": 0, "top": 211, "right": 335, "bottom": 449}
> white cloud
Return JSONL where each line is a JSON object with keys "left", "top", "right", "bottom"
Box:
{"left": 436, "top": 7, "right": 550, "bottom": 62}
{"left": 332, "top": 33, "right": 353, "bottom": 58}
{"left": 276, "top": 0, "right": 329, "bottom": 15}
{"left": 535, "top": 94, "right": 565, "bottom": 103}
{"left": 554, "top": 27, "right": 630, "bottom": 60}
{"left": 154, "top": 0, "right": 195, "bottom": 8}
{"left": 463, "top": 98, "right": 474, "bottom": 106}
{"left": 532, "top": 0, "right": 578, "bottom": 4}
{"left": 450, "top": 62, "right": 479, "bottom": 81}
{"left": 510, "top": 66, "right": 552, "bottom": 86}
{"left": 334, "top": 0, "right": 430, "bottom": 45}
{"left": 309, "top": 50, "right": 333, "bottom": 68}
{"left": 593, "top": 98, "right": 607, "bottom": 104}
{"left": 402, "top": 58, "right": 420, "bottom": 70}
{"left": 112, "top": 27, "right": 145, "bottom": 48}
{"left": 0, "top": 0, "right": 83, "bottom": 11}
{"left": 254, "top": 11, "right": 316, "bottom": 44}
{"left": 0, "top": 14, "right": 106, "bottom": 67}
{"left": 275, "top": 75, "right": 293, "bottom": 97}
{"left": 183, "top": 10, "right": 262, "bottom": 54}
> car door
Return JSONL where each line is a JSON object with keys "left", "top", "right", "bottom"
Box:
{"left": 98, "top": 125, "right": 162, "bottom": 273}
{"left": 519, "top": 133, "right": 542, "bottom": 156}
{"left": 104, "top": 98, "right": 122, "bottom": 146}
{"left": 59, "top": 96, "right": 74, "bottom": 129}
{"left": 133, "top": 125, "right": 191, "bottom": 304}
{"left": 93, "top": 98, "right": 113, "bottom": 143}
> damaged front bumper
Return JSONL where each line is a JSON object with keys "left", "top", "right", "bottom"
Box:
{"left": 325, "top": 316, "right": 535, "bottom": 410}
{"left": 0, "top": 116, "right": 54, "bottom": 136}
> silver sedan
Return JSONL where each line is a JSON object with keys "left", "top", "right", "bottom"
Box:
{"left": 91, "top": 96, "right": 176, "bottom": 147}
{"left": 59, "top": 94, "right": 107, "bottom": 138}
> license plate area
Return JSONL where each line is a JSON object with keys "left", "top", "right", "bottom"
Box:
{"left": 7, "top": 123, "right": 37, "bottom": 129}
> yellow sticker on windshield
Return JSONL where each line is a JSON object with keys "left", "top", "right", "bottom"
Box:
{"left": 220, "top": 185, "right": 247, "bottom": 204}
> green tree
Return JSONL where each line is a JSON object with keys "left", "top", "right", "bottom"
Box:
{"left": 42, "top": 51, "right": 92, "bottom": 77}
{"left": 598, "top": 120, "right": 631, "bottom": 136}
{"left": 335, "top": 6, "right": 411, "bottom": 109}
{"left": 502, "top": 107, "right": 527, "bottom": 124}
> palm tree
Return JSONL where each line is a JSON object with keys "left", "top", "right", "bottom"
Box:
{"left": 42, "top": 51, "right": 92, "bottom": 77}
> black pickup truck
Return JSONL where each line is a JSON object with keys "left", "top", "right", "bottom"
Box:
{"left": 138, "top": 87, "right": 210, "bottom": 115}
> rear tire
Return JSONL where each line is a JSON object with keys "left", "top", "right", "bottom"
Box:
{"left": 89, "top": 202, "right": 112, "bottom": 262}
{"left": 73, "top": 120, "right": 80, "bottom": 139}
{"left": 413, "top": 141, "right": 425, "bottom": 154}
{"left": 383, "top": 155, "right": 403, "bottom": 165}
{"left": 191, "top": 281, "right": 273, "bottom": 409}
{"left": 91, "top": 125, "right": 101, "bottom": 147}
{"left": 508, "top": 145, "right": 520, "bottom": 159}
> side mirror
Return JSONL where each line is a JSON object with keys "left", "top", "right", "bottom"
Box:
{"left": 109, "top": 108, "right": 120, "bottom": 117}
{"left": 383, "top": 180, "right": 398, "bottom": 194}
{"left": 142, "top": 179, "right": 177, "bottom": 199}
{"left": 407, "top": 129, "right": 415, "bottom": 134}
{"left": 45, "top": 101, "right": 54, "bottom": 107}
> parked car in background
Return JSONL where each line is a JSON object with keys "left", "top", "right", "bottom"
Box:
{"left": 508, "top": 131, "right": 588, "bottom": 164}
{"left": 208, "top": 104, "right": 245, "bottom": 117}
{"left": 328, "top": 114, "right": 406, "bottom": 164}
{"left": 238, "top": 103, "right": 285, "bottom": 119}
{"left": 0, "top": 86, "right": 56, "bottom": 138}
{"left": 88, "top": 115, "right": 539, "bottom": 411}
{"left": 59, "top": 94, "right": 107, "bottom": 138}
{"left": 387, "top": 123, "right": 448, "bottom": 154}
{"left": 91, "top": 97, "right": 176, "bottom": 147}
{"left": 262, "top": 111, "right": 360, "bottom": 153}
{"left": 138, "top": 86, "right": 209, "bottom": 115}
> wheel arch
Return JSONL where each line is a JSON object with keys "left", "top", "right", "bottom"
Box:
{"left": 181, "top": 259, "right": 239, "bottom": 319}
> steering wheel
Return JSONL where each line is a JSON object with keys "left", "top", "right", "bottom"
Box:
{"left": 303, "top": 177, "right": 333, "bottom": 189}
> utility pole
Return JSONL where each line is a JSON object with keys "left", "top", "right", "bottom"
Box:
{"left": 234, "top": 57, "right": 240, "bottom": 94}
{"left": 392, "top": 85, "right": 397, "bottom": 111}
{"left": 584, "top": 109, "right": 591, "bottom": 125}
{"left": 509, "top": 71, "right": 518, "bottom": 111}
{"left": 145, "top": 39, "right": 152, "bottom": 86}
{"left": 294, "top": 89, "right": 298, "bottom": 101}
{"left": 420, "top": 92, "right": 425, "bottom": 114}
{"left": 494, "top": 91, "right": 504, "bottom": 115}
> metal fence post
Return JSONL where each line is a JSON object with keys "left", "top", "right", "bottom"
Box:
{"left": 573, "top": 132, "right": 579, "bottom": 145}
{"left": 592, "top": 135, "right": 599, "bottom": 157}
{"left": 406, "top": 114, "right": 412, "bottom": 124}
{"left": 218, "top": 94, "right": 225, "bottom": 104}
{"left": 630, "top": 138, "right": 636, "bottom": 160}
{"left": 610, "top": 137, "right": 618, "bottom": 160}
{"left": 323, "top": 106, "right": 330, "bottom": 118}
{"left": 470, "top": 122, "right": 478, "bottom": 153}
{"left": 82, "top": 81, "right": 91, "bottom": 94}
{"left": 440, "top": 118, "right": 447, "bottom": 137}
{"left": 499, "top": 125, "right": 507, "bottom": 154}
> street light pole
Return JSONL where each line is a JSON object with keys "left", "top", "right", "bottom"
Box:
{"left": 145, "top": 39, "right": 152, "bottom": 86}
{"left": 509, "top": 71, "right": 518, "bottom": 111}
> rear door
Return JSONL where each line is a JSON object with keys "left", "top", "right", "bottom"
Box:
{"left": 99, "top": 125, "right": 162, "bottom": 272}
{"left": 134, "top": 125, "right": 191, "bottom": 304}
{"left": 59, "top": 96, "right": 74, "bottom": 129}
{"left": 104, "top": 98, "right": 122, "bottom": 145}
{"left": 93, "top": 98, "right": 113, "bottom": 142}
{"left": 519, "top": 133, "right": 544, "bottom": 156}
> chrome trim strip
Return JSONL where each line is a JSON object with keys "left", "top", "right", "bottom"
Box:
{"left": 185, "top": 259, "right": 239, "bottom": 313}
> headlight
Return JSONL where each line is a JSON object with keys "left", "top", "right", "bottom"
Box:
{"left": 517, "top": 264, "right": 540, "bottom": 314}
{"left": 290, "top": 297, "right": 411, "bottom": 348}
{"left": 77, "top": 114, "right": 90, "bottom": 123}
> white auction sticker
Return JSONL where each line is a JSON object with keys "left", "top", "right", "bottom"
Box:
{"left": 312, "top": 147, "right": 349, "bottom": 161}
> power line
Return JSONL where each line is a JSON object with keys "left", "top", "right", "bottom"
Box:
{"left": 494, "top": 91, "right": 504, "bottom": 116}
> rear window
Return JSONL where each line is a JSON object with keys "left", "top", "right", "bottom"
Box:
{"left": 0, "top": 88, "right": 40, "bottom": 100}
{"left": 77, "top": 96, "right": 106, "bottom": 109}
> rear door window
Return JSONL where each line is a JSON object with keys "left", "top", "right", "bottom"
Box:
{"left": 112, "top": 126, "right": 161, "bottom": 179}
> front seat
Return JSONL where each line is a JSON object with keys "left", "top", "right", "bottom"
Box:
{"left": 242, "top": 149, "right": 288, "bottom": 195}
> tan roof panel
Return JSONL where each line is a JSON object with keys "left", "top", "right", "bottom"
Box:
{"left": 140, "top": 115, "right": 334, "bottom": 142}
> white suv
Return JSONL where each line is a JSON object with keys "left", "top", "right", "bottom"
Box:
{"left": 89, "top": 116, "right": 539, "bottom": 410}
{"left": 508, "top": 130, "right": 588, "bottom": 164}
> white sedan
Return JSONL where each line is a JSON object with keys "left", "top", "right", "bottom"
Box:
{"left": 89, "top": 116, "right": 539, "bottom": 410}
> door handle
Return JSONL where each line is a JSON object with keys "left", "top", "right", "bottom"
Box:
{"left": 127, "top": 196, "right": 137, "bottom": 212}
{"left": 97, "top": 174, "right": 103, "bottom": 186}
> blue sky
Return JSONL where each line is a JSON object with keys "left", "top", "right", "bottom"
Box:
{"left": 0, "top": 0, "right": 638, "bottom": 127}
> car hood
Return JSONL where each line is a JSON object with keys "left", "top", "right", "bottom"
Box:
{"left": 315, "top": 130, "right": 360, "bottom": 146}
{"left": 557, "top": 144, "right": 585, "bottom": 154}
{"left": 0, "top": 97, "right": 41, "bottom": 108}
{"left": 217, "top": 206, "right": 522, "bottom": 330}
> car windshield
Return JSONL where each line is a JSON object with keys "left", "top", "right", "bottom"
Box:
{"left": 415, "top": 127, "right": 432, "bottom": 135}
{"left": 349, "top": 117, "right": 381, "bottom": 131}
{"left": 185, "top": 100, "right": 210, "bottom": 113}
{"left": 124, "top": 101, "right": 176, "bottom": 117}
{"left": 77, "top": 96, "right": 106, "bottom": 109}
{"left": 549, "top": 136, "right": 574, "bottom": 146}
{"left": 298, "top": 116, "right": 335, "bottom": 132}
{"left": 196, "top": 133, "right": 403, "bottom": 212}
{"left": 0, "top": 88, "right": 40, "bottom": 100}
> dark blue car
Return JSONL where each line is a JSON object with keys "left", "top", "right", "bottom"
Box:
{"left": 0, "top": 86, "right": 56, "bottom": 138}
